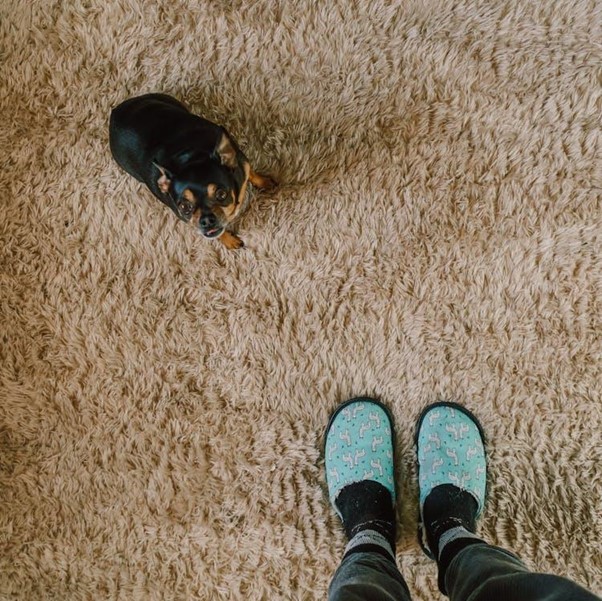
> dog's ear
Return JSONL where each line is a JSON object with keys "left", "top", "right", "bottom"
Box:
{"left": 153, "top": 162, "right": 173, "bottom": 194}
{"left": 213, "top": 132, "right": 238, "bottom": 169}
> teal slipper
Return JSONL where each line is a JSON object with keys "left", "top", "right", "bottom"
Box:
{"left": 325, "top": 397, "right": 396, "bottom": 516}
{"left": 415, "top": 402, "right": 487, "bottom": 557}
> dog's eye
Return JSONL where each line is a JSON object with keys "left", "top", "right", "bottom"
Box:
{"left": 215, "top": 189, "right": 229, "bottom": 204}
{"left": 178, "top": 200, "right": 193, "bottom": 216}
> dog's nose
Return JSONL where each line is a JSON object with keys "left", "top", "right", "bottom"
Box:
{"left": 200, "top": 214, "right": 217, "bottom": 230}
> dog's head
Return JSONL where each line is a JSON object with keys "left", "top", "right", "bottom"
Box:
{"left": 154, "top": 133, "right": 248, "bottom": 239}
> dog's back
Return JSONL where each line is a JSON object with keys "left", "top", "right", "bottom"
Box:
{"left": 109, "top": 94, "right": 191, "bottom": 186}
{"left": 109, "top": 94, "right": 223, "bottom": 196}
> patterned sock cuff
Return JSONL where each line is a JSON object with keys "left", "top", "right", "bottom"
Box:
{"left": 344, "top": 529, "right": 395, "bottom": 560}
{"left": 437, "top": 526, "right": 482, "bottom": 559}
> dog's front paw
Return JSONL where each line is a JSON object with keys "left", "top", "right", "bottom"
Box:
{"left": 219, "top": 231, "right": 245, "bottom": 250}
{"left": 259, "top": 175, "right": 277, "bottom": 191}
{"left": 249, "top": 171, "right": 277, "bottom": 191}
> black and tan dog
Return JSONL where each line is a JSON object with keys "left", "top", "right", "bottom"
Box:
{"left": 109, "top": 93, "right": 275, "bottom": 249}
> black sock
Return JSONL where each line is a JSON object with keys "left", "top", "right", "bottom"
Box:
{"left": 335, "top": 480, "right": 396, "bottom": 552}
{"left": 422, "top": 484, "right": 478, "bottom": 557}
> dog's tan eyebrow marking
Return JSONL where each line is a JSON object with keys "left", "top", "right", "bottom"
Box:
{"left": 206, "top": 184, "right": 217, "bottom": 199}
{"left": 183, "top": 189, "right": 196, "bottom": 202}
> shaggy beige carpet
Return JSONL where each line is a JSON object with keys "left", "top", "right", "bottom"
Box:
{"left": 1, "top": 0, "right": 601, "bottom": 599}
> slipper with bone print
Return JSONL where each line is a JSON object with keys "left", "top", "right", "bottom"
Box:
{"left": 415, "top": 401, "right": 487, "bottom": 557}
{"left": 325, "top": 397, "right": 396, "bottom": 516}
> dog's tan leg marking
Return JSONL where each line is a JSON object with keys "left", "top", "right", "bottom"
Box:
{"left": 249, "top": 169, "right": 277, "bottom": 190}
{"left": 219, "top": 230, "right": 244, "bottom": 250}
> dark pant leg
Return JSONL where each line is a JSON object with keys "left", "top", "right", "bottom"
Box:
{"left": 445, "top": 542, "right": 601, "bottom": 601}
{"left": 329, "top": 551, "right": 412, "bottom": 601}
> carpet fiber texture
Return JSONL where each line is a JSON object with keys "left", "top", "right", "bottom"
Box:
{"left": 1, "top": 0, "right": 601, "bottom": 599}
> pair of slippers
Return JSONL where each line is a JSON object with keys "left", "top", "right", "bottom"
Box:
{"left": 325, "top": 398, "right": 486, "bottom": 556}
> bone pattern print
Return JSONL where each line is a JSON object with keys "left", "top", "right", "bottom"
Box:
{"left": 354, "top": 449, "right": 366, "bottom": 465}
{"left": 371, "top": 436, "right": 384, "bottom": 452}
{"left": 417, "top": 406, "right": 486, "bottom": 513}
{"left": 371, "top": 459, "right": 383, "bottom": 476}
{"left": 327, "top": 442, "right": 338, "bottom": 461}
{"left": 369, "top": 412, "right": 381, "bottom": 428}
{"left": 325, "top": 403, "right": 396, "bottom": 504}
{"left": 446, "top": 447, "right": 459, "bottom": 465}
{"left": 353, "top": 403, "right": 365, "bottom": 418}
{"left": 429, "top": 432, "right": 441, "bottom": 449}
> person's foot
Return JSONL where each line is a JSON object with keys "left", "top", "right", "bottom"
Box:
{"left": 416, "top": 402, "right": 487, "bottom": 559}
{"left": 325, "top": 397, "right": 397, "bottom": 557}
